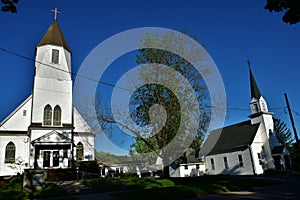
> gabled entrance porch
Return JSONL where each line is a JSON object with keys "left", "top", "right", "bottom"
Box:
{"left": 31, "top": 130, "right": 73, "bottom": 169}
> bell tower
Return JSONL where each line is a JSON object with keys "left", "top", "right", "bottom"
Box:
{"left": 247, "top": 60, "right": 273, "bottom": 131}
{"left": 249, "top": 61, "right": 268, "bottom": 115}
{"left": 31, "top": 15, "right": 72, "bottom": 128}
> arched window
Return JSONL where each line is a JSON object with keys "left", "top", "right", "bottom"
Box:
{"left": 53, "top": 105, "right": 61, "bottom": 126}
{"left": 5, "top": 142, "right": 15, "bottom": 163}
{"left": 44, "top": 105, "right": 52, "bottom": 125}
{"left": 76, "top": 142, "right": 84, "bottom": 161}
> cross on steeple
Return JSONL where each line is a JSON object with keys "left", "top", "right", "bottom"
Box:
{"left": 51, "top": 8, "right": 61, "bottom": 20}
{"left": 247, "top": 59, "right": 251, "bottom": 69}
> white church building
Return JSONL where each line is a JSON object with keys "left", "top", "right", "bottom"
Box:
{"left": 0, "top": 19, "right": 95, "bottom": 177}
{"left": 198, "top": 65, "right": 292, "bottom": 175}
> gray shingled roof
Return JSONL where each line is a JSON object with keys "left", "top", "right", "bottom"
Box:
{"left": 198, "top": 120, "right": 260, "bottom": 157}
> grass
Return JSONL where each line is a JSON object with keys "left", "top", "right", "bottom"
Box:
{"left": 81, "top": 176, "right": 175, "bottom": 192}
{"left": 80, "top": 175, "right": 280, "bottom": 199}
{"left": 0, "top": 174, "right": 282, "bottom": 200}
{"left": 0, "top": 175, "right": 70, "bottom": 200}
{"left": 31, "top": 183, "right": 69, "bottom": 199}
{"left": 0, "top": 182, "right": 26, "bottom": 200}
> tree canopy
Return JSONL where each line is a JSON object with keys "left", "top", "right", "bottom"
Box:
{"left": 1, "top": 0, "right": 19, "bottom": 13}
{"left": 128, "top": 32, "right": 211, "bottom": 177}
{"left": 265, "top": 0, "right": 300, "bottom": 24}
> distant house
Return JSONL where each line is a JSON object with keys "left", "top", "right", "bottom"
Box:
{"left": 178, "top": 162, "right": 205, "bottom": 177}
{"left": 198, "top": 67, "right": 292, "bottom": 175}
{"left": 170, "top": 148, "right": 205, "bottom": 177}
{"left": 99, "top": 160, "right": 146, "bottom": 177}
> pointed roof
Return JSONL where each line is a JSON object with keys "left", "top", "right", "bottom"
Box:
{"left": 198, "top": 120, "right": 260, "bottom": 157}
{"left": 37, "top": 20, "right": 71, "bottom": 52}
{"left": 249, "top": 66, "right": 262, "bottom": 99}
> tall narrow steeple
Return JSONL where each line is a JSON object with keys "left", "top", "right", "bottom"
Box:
{"left": 248, "top": 60, "right": 262, "bottom": 99}
{"left": 247, "top": 60, "right": 271, "bottom": 122}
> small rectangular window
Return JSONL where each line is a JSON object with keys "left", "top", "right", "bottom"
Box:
{"left": 184, "top": 165, "right": 188, "bottom": 170}
{"left": 52, "top": 49, "right": 59, "bottom": 64}
{"left": 196, "top": 164, "right": 200, "bottom": 169}
{"left": 257, "top": 153, "right": 262, "bottom": 159}
{"left": 238, "top": 155, "right": 244, "bottom": 167}
{"left": 253, "top": 103, "right": 259, "bottom": 113}
{"left": 211, "top": 158, "right": 215, "bottom": 170}
{"left": 23, "top": 110, "right": 26, "bottom": 116}
{"left": 224, "top": 157, "right": 229, "bottom": 169}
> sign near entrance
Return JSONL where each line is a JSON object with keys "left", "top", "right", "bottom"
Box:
{"left": 23, "top": 169, "right": 46, "bottom": 190}
{"left": 31, "top": 172, "right": 45, "bottom": 187}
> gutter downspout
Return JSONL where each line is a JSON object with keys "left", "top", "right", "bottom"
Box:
{"left": 248, "top": 145, "right": 256, "bottom": 175}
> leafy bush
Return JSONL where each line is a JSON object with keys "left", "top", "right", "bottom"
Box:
{"left": 76, "top": 160, "right": 99, "bottom": 174}
{"left": 32, "top": 183, "right": 68, "bottom": 198}
{"left": 9, "top": 173, "right": 23, "bottom": 184}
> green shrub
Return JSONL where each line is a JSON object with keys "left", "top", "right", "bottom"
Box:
{"left": 76, "top": 160, "right": 99, "bottom": 174}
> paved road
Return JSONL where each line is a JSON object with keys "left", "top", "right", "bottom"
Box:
{"left": 189, "top": 176, "right": 300, "bottom": 200}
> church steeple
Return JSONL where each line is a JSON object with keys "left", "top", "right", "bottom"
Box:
{"left": 249, "top": 68, "right": 262, "bottom": 100}
{"left": 247, "top": 60, "right": 271, "bottom": 121}
{"left": 32, "top": 15, "right": 72, "bottom": 125}
{"left": 37, "top": 19, "right": 71, "bottom": 52}
{"left": 248, "top": 60, "right": 262, "bottom": 99}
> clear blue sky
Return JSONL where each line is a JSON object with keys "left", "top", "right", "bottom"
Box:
{"left": 1, "top": 0, "right": 300, "bottom": 155}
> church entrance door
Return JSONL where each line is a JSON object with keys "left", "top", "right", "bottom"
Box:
{"left": 43, "top": 151, "right": 50, "bottom": 167}
{"left": 53, "top": 151, "right": 59, "bottom": 167}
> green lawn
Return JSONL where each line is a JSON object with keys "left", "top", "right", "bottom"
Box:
{"left": 81, "top": 175, "right": 280, "bottom": 200}
{"left": 81, "top": 176, "right": 175, "bottom": 192}
{"left": 0, "top": 174, "right": 69, "bottom": 200}
{"left": 0, "top": 174, "right": 280, "bottom": 200}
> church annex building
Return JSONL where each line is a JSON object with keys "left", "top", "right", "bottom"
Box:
{"left": 0, "top": 19, "right": 95, "bottom": 177}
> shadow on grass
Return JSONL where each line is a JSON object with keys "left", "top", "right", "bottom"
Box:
{"left": 110, "top": 175, "right": 281, "bottom": 200}
{"left": 81, "top": 177, "right": 175, "bottom": 192}
{"left": 0, "top": 190, "right": 27, "bottom": 200}
{"left": 0, "top": 181, "right": 70, "bottom": 200}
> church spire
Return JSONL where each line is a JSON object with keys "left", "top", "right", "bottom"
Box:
{"left": 37, "top": 13, "right": 71, "bottom": 52}
{"left": 248, "top": 60, "right": 261, "bottom": 99}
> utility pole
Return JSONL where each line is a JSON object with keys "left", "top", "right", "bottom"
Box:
{"left": 284, "top": 93, "right": 299, "bottom": 146}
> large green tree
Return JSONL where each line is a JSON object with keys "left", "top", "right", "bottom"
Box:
{"left": 81, "top": 31, "right": 214, "bottom": 178}
{"left": 128, "top": 32, "right": 211, "bottom": 177}
{"left": 265, "top": 0, "right": 300, "bottom": 24}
